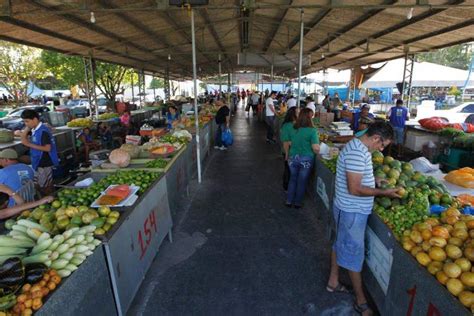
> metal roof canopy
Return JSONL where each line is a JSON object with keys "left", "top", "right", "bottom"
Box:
{"left": 0, "top": 0, "right": 473, "bottom": 80}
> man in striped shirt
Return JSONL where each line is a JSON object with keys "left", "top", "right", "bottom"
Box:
{"left": 326, "top": 121, "right": 400, "bottom": 315}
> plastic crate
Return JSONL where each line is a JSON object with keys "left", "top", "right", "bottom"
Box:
{"left": 438, "top": 148, "right": 474, "bottom": 171}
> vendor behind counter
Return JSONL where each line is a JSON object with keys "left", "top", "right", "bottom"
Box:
{"left": 0, "top": 149, "right": 34, "bottom": 207}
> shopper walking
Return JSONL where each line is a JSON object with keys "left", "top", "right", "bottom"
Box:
{"left": 265, "top": 91, "right": 277, "bottom": 143}
{"left": 214, "top": 101, "right": 230, "bottom": 151}
{"left": 285, "top": 108, "right": 320, "bottom": 208}
{"left": 387, "top": 99, "right": 409, "bottom": 157}
{"left": 327, "top": 121, "right": 400, "bottom": 316}
{"left": 280, "top": 106, "right": 298, "bottom": 191}
{"left": 250, "top": 91, "right": 260, "bottom": 116}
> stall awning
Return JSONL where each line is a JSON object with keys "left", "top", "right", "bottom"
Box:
{"left": 0, "top": 1, "right": 473, "bottom": 79}
{"left": 362, "top": 58, "right": 474, "bottom": 88}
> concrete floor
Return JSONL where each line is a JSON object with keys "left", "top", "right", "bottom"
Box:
{"left": 128, "top": 106, "right": 356, "bottom": 316}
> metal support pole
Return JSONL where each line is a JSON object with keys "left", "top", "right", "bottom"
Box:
{"left": 270, "top": 64, "right": 274, "bottom": 92}
{"left": 227, "top": 72, "right": 231, "bottom": 108}
{"left": 191, "top": 9, "right": 202, "bottom": 184}
{"left": 351, "top": 68, "right": 356, "bottom": 106}
{"left": 152, "top": 75, "right": 156, "bottom": 101}
{"left": 90, "top": 57, "right": 98, "bottom": 117}
{"left": 297, "top": 9, "right": 304, "bottom": 107}
{"left": 82, "top": 57, "right": 92, "bottom": 117}
{"left": 218, "top": 54, "right": 222, "bottom": 95}
{"left": 401, "top": 54, "right": 415, "bottom": 108}
{"left": 131, "top": 71, "right": 135, "bottom": 107}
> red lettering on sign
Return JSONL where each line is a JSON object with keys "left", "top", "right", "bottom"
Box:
{"left": 137, "top": 209, "right": 158, "bottom": 260}
{"left": 406, "top": 286, "right": 417, "bottom": 316}
{"left": 426, "top": 303, "right": 441, "bottom": 316}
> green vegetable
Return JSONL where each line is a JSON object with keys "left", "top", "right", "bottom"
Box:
{"left": 22, "top": 252, "right": 50, "bottom": 265}
{"left": 0, "top": 236, "right": 34, "bottom": 248}
{"left": 145, "top": 158, "right": 169, "bottom": 169}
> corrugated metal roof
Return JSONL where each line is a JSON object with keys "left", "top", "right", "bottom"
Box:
{"left": 0, "top": 0, "right": 473, "bottom": 79}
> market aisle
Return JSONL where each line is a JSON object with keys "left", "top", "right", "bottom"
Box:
{"left": 129, "top": 108, "right": 356, "bottom": 315}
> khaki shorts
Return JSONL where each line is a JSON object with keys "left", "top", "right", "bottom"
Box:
{"left": 35, "top": 167, "right": 53, "bottom": 191}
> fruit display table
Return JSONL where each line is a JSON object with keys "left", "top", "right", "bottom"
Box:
{"left": 313, "top": 160, "right": 470, "bottom": 315}
{"left": 70, "top": 172, "right": 173, "bottom": 315}
{"left": 36, "top": 246, "right": 116, "bottom": 316}
{"left": 313, "top": 156, "right": 336, "bottom": 241}
{"left": 164, "top": 144, "right": 192, "bottom": 216}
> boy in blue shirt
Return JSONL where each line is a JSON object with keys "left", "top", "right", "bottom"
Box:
{"left": 0, "top": 149, "right": 34, "bottom": 206}
{"left": 387, "top": 99, "right": 409, "bottom": 157}
{"left": 20, "top": 109, "right": 59, "bottom": 195}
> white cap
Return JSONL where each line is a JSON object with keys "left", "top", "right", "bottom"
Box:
{"left": 287, "top": 98, "right": 297, "bottom": 108}
{"left": 306, "top": 102, "right": 316, "bottom": 113}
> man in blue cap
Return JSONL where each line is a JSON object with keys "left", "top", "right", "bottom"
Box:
{"left": 0, "top": 149, "right": 34, "bottom": 206}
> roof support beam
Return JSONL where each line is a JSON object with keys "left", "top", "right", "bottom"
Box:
{"left": 262, "top": 0, "right": 293, "bottom": 53}
{"left": 97, "top": 0, "right": 191, "bottom": 75}
{"left": 0, "top": 16, "right": 148, "bottom": 65}
{"left": 159, "top": 11, "right": 219, "bottom": 73}
{"left": 311, "top": 0, "right": 466, "bottom": 66}
{"left": 26, "top": 0, "right": 192, "bottom": 76}
{"left": 200, "top": 9, "right": 231, "bottom": 69}
{"left": 287, "top": 9, "right": 331, "bottom": 50}
{"left": 326, "top": 18, "right": 474, "bottom": 68}
{"left": 308, "top": 0, "right": 397, "bottom": 54}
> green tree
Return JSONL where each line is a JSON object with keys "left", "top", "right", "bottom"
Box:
{"left": 41, "top": 51, "right": 134, "bottom": 104}
{"left": 149, "top": 77, "right": 164, "bottom": 89}
{"left": 418, "top": 43, "right": 473, "bottom": 70}
{"left": 0, "top": 42, "right": 47, "bottom": 106}
{"left": 41, "top": 51, "right": 84, "bottom": 89}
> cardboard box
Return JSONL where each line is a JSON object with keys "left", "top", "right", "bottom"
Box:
{"left": 315, "top": 112, "right": 335, "bottom": 127}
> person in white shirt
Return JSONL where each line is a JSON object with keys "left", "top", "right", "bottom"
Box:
{"left": 286, "top": 95, "right": 297, "bottom": 109}
{"left": 265, "top": 91, "right": 277, "bottom": 143}
{"left": 250, "top": 92, "right": 260, "bottom": 115}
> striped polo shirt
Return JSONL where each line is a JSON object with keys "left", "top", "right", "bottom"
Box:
{"left": 334, "top": 138, "right": 375, "bottom": 215}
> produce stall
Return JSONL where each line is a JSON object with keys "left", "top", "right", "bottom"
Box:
{"left": 36, "top": 247, "right": 116, "bottom": 316}
{"left": 0, "top": 167, "right": 173, "bottom": 316}
{"left": 314, "top": 151, "right": 474, "bottom": 315}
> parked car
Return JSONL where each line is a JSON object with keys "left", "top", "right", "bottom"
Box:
{"left": 433, "top": 102, "right": 474, "bottom": 123}
{"left": 56, "top": 99, "right": 90, "bottom": 118}
{"left": 0, "top": 106, "right": 50, "bottom": 130}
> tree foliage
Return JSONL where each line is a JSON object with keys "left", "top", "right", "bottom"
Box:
{"left": 149, "top": 77, "right": 164, "bottom": 89}
{"left": 417, "top": 43, "right": 473, "bottom": 70}
{"left": 0, "top": 42, "right": 47, "bottom": 106}
{"left": 40, "top": 51, "right": 135, "bottom": 104}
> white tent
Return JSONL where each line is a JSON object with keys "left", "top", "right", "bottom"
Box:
{"left": 305, "top": 69, "right": 351, "bottom": 85}
{"left": 362, "top": 59, "right": 473, "bottom": 88}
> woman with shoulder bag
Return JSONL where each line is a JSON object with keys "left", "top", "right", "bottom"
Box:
{"left": 286, "top": 108, "right": 320, "bottom": 208}
{"left": 280, "top": 106, "right": 298, "bottom": 191}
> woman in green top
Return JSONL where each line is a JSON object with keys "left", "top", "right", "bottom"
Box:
{"left": 280, "top": 107, "right": 298, "bottom": 191}
{"left": 286, "top": 108, "right": 320, "bottom": 208}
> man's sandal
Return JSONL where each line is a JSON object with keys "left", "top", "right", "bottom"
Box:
{"left": 353, "top": 302, "right": 373, "bottom": 315}
{"left": 326, "top": 283, "right": 352, "bottom": 294}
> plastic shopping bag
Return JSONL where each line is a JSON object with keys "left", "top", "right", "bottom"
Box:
{"left": 222, "top": 128, "right": 234, "bottom": 146}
